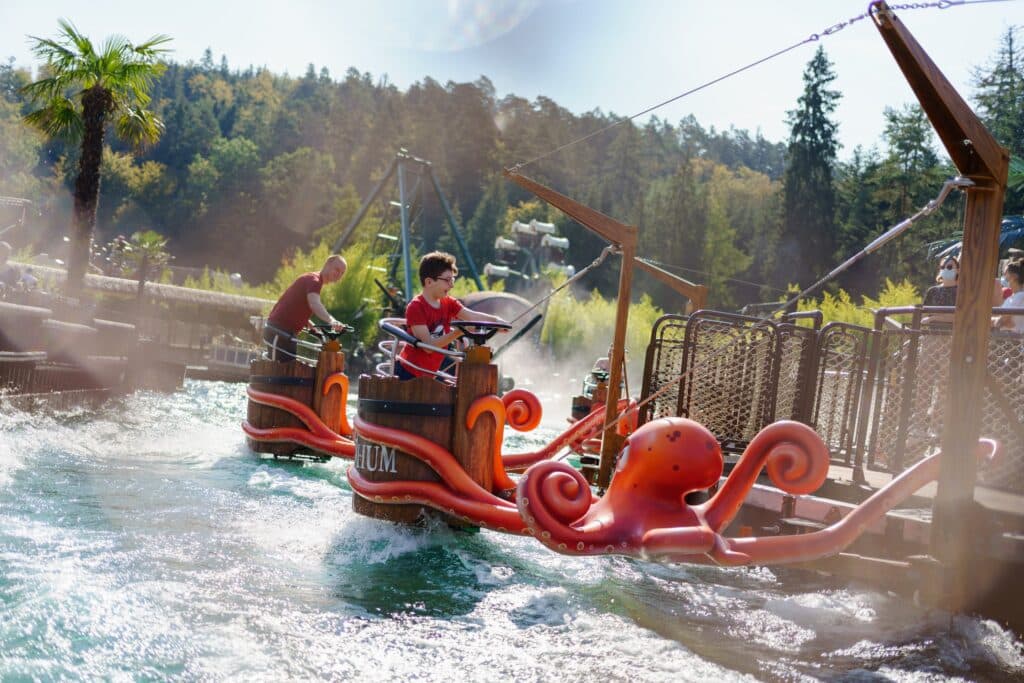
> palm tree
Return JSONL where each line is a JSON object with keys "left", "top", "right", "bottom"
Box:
{"left": 21, "top": 19, "right": 171, "bottom": 295}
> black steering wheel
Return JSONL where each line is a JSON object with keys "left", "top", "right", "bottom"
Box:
{"left": 309, "top": 323, "right": 355, "bottom": 342}
{"left": 451, "top": 320, "right": 512, "bottom": 346}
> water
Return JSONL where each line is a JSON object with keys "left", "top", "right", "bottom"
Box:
{"left": 1, "top": 381, "right": 1022, "bottom": 681}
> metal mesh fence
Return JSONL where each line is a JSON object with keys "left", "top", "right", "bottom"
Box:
{"left": 638, "top": 307, "right": 1024, "bottom": 494}
{"left": 678, "top": 312, "right": 777, "bottom": 450}
{"left": 811, "top": 324, "right": 871, "bottom": 464}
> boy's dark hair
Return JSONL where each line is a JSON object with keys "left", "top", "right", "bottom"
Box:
{"left": 419, "top": 251, "right": 458, "bottom": 285}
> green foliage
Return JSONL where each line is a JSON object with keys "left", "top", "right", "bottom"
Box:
{"left": 795, "top": 278, "right": 921, "bottom": 327}
{"left": 540, "top": 277, "right": 665, "bottom": 364}
{"left": 20, "top": 20, "right": 171, "bottom": 293}
{"left": 783, "top": 46, "right": 840, "bottom": 289}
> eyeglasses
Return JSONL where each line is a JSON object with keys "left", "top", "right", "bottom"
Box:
{"left": 434, "top": 276, "right": 457, "bottom": 284}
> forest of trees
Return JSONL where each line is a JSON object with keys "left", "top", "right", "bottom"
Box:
{"left": 1, "top": 27, "right": 1022, "bottom": 312}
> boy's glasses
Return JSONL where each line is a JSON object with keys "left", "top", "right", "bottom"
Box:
{"left": 435, "top": 276, "right": 457, "bottom": 284}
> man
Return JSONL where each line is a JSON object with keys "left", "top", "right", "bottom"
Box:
{"left": 262, "top": 255, "right": 347, "bottom": 361}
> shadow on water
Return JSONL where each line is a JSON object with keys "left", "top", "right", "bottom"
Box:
{"left": 323, "top": 515, "right": 500, "bottom": 619}
{"left": 327, "top": 541, "right": 491, "bottom": 619}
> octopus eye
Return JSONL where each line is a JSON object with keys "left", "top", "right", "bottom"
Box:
{"left": 706, "top": 440, "right": 715, "bottom": 450}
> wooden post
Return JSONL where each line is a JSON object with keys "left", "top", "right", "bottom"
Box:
{"left": 871, "top": 1, "right": 1009, "bottom": 611}
{"left": 597, "top": 241, "right": 635, "bottom": 490}
{"left": 503, "top": 169, "right": 640, "bottom": 491}
{"left": 452, "top": 346, "right": 497, "bottom": 495}
{"left": 313, "top": 342, "right": 346, "bottom": 435}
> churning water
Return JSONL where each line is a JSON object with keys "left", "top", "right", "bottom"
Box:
{"left": 1, "top": 381, "right": 1022, "bottom": 681}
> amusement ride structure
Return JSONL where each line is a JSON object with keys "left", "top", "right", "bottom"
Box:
{"left": 244, "top": 2, "right": 1022, "bottom": 626}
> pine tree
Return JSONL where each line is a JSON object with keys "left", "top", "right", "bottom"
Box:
{"left": 781, "top": 46, "right": 840, "bottom": 289}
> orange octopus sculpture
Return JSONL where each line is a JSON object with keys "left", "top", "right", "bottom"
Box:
{"left": 516, "top": 416, "right": 998, "bottom": 566}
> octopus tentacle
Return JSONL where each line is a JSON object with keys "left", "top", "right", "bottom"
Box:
{"left": 503, "top": 399, "right": 635, "bottom": 472}
{"left": 354, "top": 416, "right": 513, "bottom": 509}
{"left": 247, "top": 386, "right": 339, "bottom": 439}
{"left": 466, "top": 396, "right": 518, "bottom": 494}
{"left": 516, "top": 461, "right": 603, "bottom": 553}
{"left": 700, "top": 421, "right": 829, "bottom": 532}
{"left": 501, "top": 389, "right": 543, "bottom": 431}
{"left": 347, "top": 468, "right": 527, "bottom": 533}
{"left": 722, "top": 438, "right": 1000, "bottom": 565}
{"left": 242, "top": 421, "right": 356, "bottom": 457}
{"left": 321, "top": 372, "right": 353, "bottom": 436}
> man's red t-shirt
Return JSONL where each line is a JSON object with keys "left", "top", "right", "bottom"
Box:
{"left": 267, "top": 272, "right": 324, "bottom": 334}
{"left": 398, "top": 294, "right": 463, "bottom": 376}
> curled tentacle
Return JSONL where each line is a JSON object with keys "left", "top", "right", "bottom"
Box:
{"left": 466, "top": 395, "right": 518, "bottom": 494}
{"left": 700, "top": 420, "right": 829, "bottom": 532}
{"left": 322, "top": 372, "right": 353, "bottom": 437}
{"left": 517, "top": 460, "right": 599, "bottom": 551}
{"left": 502, "top": 389, "right": 543, "bottom": 432}
{"left": 723, "top": 448, "right": 945, "bottom": 564}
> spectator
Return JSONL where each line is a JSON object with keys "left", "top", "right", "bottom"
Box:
{"left": 995, "top": 258, "right": 1024, "bottom": 333}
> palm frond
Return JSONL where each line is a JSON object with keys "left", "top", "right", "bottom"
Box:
{"left": 133, "top": 34, "right": 173, "bottom": 57}
{"left": 23, "top": 98, "right": 84, "bottom": 139}
{"left": 57, "top": 19, "right": 95, "bottom": 58}
{"left": 115, "top": 106, "right": 164, "bottom": 148}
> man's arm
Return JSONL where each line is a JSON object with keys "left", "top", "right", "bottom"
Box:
{"left": 306, "top": 292, "right": 342, "bottom": 328}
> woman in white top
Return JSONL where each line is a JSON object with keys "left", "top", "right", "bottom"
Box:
{"left": 995, "top": 258, "right": 1024, "bottom": 333}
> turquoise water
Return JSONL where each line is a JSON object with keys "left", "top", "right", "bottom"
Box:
{"left": 1, "top": 380, "right": 1022, "bottom": 681}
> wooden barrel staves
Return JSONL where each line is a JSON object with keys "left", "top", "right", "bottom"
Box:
{"left": 353, "top": 375, "right": 455, "bottom": 523}
{"left": 246, "top": 359, "right": 316, "bottom": 457}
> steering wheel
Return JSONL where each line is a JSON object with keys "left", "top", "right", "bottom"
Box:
{"left": 451, "top": 320, "right": 512, "bottom": 346}
{"left": 309, "top": 323, "right": 355, "bottom": 342}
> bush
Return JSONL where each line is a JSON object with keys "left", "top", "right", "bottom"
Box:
{"left": 796, "top": 278, "right": 921, "bottom": 327}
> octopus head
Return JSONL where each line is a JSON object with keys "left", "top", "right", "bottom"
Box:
{"left": 612, "top": 417, "right": 723, "bottom": 501}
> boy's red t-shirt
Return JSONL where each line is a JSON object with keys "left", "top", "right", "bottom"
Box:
{"left": 267, "top": 272, "right": 323, "bottom": 334}
{"left": 398, "top": 294, "right": 463, "bottom": 376}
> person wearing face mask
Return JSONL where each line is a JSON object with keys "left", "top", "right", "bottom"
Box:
{"left": 922, "top": 256, "right": 959, "bottom": 326}
{"left": 994, "top": 258, "right": 1024, "bottom": 333}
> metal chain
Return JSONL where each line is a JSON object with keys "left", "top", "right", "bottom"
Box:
{"left": 508, "top": 0, "right": 1002, "bottom": 174}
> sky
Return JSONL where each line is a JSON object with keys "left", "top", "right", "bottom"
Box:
{"left": 2, "top": 0, "right": 1023, "bottom": 163}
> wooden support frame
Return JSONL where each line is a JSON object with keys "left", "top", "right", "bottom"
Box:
{"left": 870, "top": 1, "right": 1009, "bottom": 611}
{"left": 634, "top": 257, "right": 708, "bottom": 312}
{"left": 504, "top": 169, "right": 640, "bottom": 489}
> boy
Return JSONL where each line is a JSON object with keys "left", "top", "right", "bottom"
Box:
{"left": 396, "top": 251, "right": 508, "bottom": 380}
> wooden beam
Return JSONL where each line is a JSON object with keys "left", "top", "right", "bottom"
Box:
{"left": 872, "top": 0, "right": 1009, "bottom": 613}
{"left": 870, "top": 1, "right": 1006, "bottom": 178}
{"left": 598, "top": 240, "right": 636, "bottom": 490}
{"left": 503, "top": 169, "right": 637, "bottom": 249}
{"left": 634, "top": 257, "right": 708, "bottom": 311}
